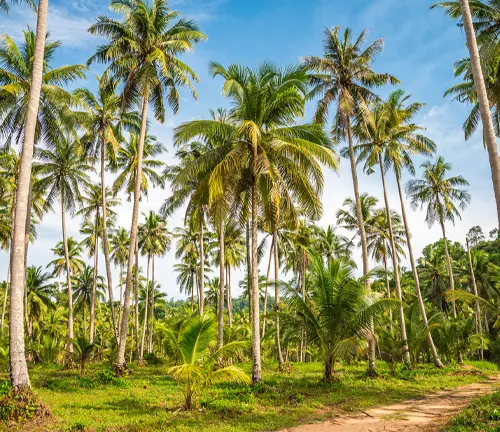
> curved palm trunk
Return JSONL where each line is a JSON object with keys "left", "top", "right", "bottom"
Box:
{"left": 61, "top": 193, "right": 74, "bottom": 354}
{"left": 139, "top": 254, "right": 150, "bottom": 364}
{"left": 89, "top": 212, "right": 99, "bottom": 344}
{"left": 23, "top": 184, "right": 33, "bottom": 341}
{"left": 383, "top": 249, "right": 393, "bottom": 333}
{"left": 395, "top": 172, "right": 443, "bottom": 367}
{"left": 262, "top": 240, "right": 273, "bottom": 338}
{"left": 466, "top": 238, "right": 483, "bottom": 359}
{"left": 199, "top": 211, "right": 205, "bottom": 315}
{"left": 379, "top": 157, "right": 410, "bottom": 366}
{"left": 217, "top": 221, "right": 225, "bottom": 350}
{"left": 346, "top": 124, "right": 376, "bottom": 374}
{"left": 100, "top": 140, "right": 119, "bottom": 344}
{"left": 1, "top": 266, "right": 10, "bottom": 335}
{"left": 134, "top": 240, "right": 140, "bottom": 361}
{"left": 246, "top": 220, "right": 252, "bottom": 322}
{"left": 227, "top": 265, "right": 232, "bottom": 328}
{"left": 459, "top": 0, "right": 500, "bottom": 226}
{"left": 274, "top": 230, "right": 284, "bottom": 366}
{"left": 147, "top": 255, "right": 155, "bottom": 354}
{"left": 251, "top": 148, "right": 262, "bottom": 383}
{"left": 115, "top": 93, "right": 148, "bottom": 372}
{"left": 440, "top": 218, "right": 457, "bottom": 318}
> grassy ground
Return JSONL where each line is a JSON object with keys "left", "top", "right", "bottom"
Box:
{"left": 0, "top": 360, "right": 497, "bottom": 432}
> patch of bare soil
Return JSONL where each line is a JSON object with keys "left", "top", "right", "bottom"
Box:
{"left": 281, "top": 375, "right": 500, "bottom": 432}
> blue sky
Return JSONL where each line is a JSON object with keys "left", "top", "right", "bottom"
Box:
{"left": 1, "top": 0, "right": 497, "bottom": 300}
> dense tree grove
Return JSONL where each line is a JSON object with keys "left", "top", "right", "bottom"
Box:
{"left": 1, "top": 0, "right": 500, "bottom": 417}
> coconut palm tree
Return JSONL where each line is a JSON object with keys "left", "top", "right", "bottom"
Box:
{"left": 406, "top": 156, "right": 471, "bottom": 318}
{"left": 88, "top": 0, "right": 206, "bottom": 371}
{"left": 303, "top": 27, "right": 399, "bottom": 374}
{"left": 36, "top": 138, "right": 92, "bottom": 353}
{"left": 48, "top": 238, "right": 86, "bottom": 280}
{"left": 174, "top": 253, "right": 200, "bottom": 312}
{"left": 110, "top": 227, "right": 130, "bottom": 321}
{"left": 432, "top": 0, "right": 500, "bottom": 226}
{"left": 26, "top": 266, "right": 55, "bottom": 338}
{"left": 313, "top": 225, "right": 353, "bottom": 265}
{"left": 174, "top": 63, "right": 337, "bottom": 382}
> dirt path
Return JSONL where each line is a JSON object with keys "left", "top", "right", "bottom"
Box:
{"left": 282, "top": 375, "right": 500, "bottom": 432}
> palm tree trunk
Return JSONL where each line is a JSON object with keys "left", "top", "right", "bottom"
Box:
{"left": 100, "top": 140, "right": 118, "bottom": 344}
{"left": 1, "top": 266, "right": 10, "bottom": 335}
{"left": 147, "top": 255, "right": 155, "bottom": 354}
{"left": 459, "top": 0, "right": 500, "bottom": 227}
{"left": 139, "top": 254, "right": 150, "bottom": 364}
{"left": 395, "top": 171, "right": 443, "bottom": 367}
{"left": 251, "top": 146, "right": 262, "bottom": 384}
{"left": 262, "top": 240, "right": 273, "bottom": 338}
{"left": 23, "top": 183, "right": 33, "bottom": 341}
{"left": 440, "top": 218, "right": 457, "bottom": 318}
{"left": 466, "top": 237, "right": 483, "bottom": 359}
{"left": 61, "top": 193, "right": 74, "bottom": 355}
{"left": 217, "top": 221, "right": 225, "bottom": 350}
{"left": 246, "top": 220, "right": 252, "bottom": 322}
{"left": 8, "top": 0, "right": 48, "bottom": 391}
{"left": 274, "top": 230, "right": 284, "bottom": 366}
{"left": 134, "top": 239, "right": 140, "bottom": 361}
{"left": 383, "top": 249, "right": 393, "bottom": 333}
{"left": 379, "top": 156, "right": 411, "bottom": 366}
{"left": 83, "top": 301, "right": 87, "bottom": 340}
{"left": 199, "top": 211, "right": 205, "bottom": 315}
{"left": 118, "top": 262, "right": 123, "bottom": 328}
{"left": 89, "top": 212, "right": 99, "bottom": 344}
{"left": 115, "top": 92, "right": 148, "bottom": 372}
{"left": 346, "top": 123, "right": 376, "bottom": 374}
{"left": 227, "top": 265, "right": 232, "bottom": 328}
{"left": 190, "top": 271, "right": 194, "bottom": 312}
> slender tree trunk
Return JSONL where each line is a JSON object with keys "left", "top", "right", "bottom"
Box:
{"left": 61, "top": 194, "right": 74, "bottom": 354}
{"left": 83, "top": 301, "right": 87, "bottom": 340}
{"left": 199, "top": 212, "right": 205, "bottom": 315}
{"left": 217, "top": 221, "right": 225, "bottom": 350}
{"left": 379, "top": 157, "right": 411, "bottom": 366}
{"left": 134, "top": 239, "right": 140, "bottom": 362}
{"left": 8, "top": 0, "right": 48, "bottom": 390}
{"left": 227, "top": 265, "right": 232, "bottom": 328}
{"left": 1, "top": 266, "right": 10, "bottom": 335}
{"left": 274, "top": 230, "right": 284, "bottom": 366}
{"left": 148, "top": 255, "right": 155, "bottom": 354}
{"left": 118, "top": 262, "right": 123, "bottom": 328}
{"left": 383, "top": 249, "right": 393, "bottom": 333}
{"left": 466, "top": 237, "right": 483, "bottom": 359}
{"left": 395, "top": 172, "right": 443, "bottom": 367}
{"left": 346, "top": 123, "right": 376, "bottom": 374}
{"left": 115, "top": 92, "right": 149, "bottom": 372}
{"left": 23, "top": 184, "right": 33, "bottom": 341}
{"left": 139, "top": 254, "right": 150, "bottom": 364}
{"left": 190, "top": 271, "right": 194, "bottom": 312}
{"left": 246, "top": 220, "right": 252, "bottom": 322}
{"left": 459, "top": 0, "right": 500, "bottom": 226}
{"left": 100, "top": 140, "right": 119, "bottom": 344}
{"left": 251, "top": 146, "right": 262, "bottom": 383}
{"left": 262, "top": 240, "right": 273, "bottom": 338}
{"left": 440, "top": 219, "right": 457, "bottom": 318}
{"left": 89, "top": 212, "right": 99, "bottom": 344}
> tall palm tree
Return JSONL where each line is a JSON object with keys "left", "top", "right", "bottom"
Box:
{"left": 432, "top": 0, "right": 500, "bottom": 226}
{"left": 36, "top": 138, "right": 92, "bottom": 353}
{"left": 174, "top": 253, "right": 199, "bottom": 311}
{"left": 406, "top": 157, "right": 471, "bottom": 318}
{"left": 88, "top": 0, "right": 206, "bottom": 372}
{"left": 303, "top": 27, "right": 399, "bottom": 374}
{"left": 110, "top": 227, "right": 130, "bottom": 324}
{"left": 75, "top": 72, "right": 139, "bottom": 343}
{"left": 48, "top": 237, "right": 85, "bottom": 280}
{"left": 174, "top": 63, "right": 337, "bottom": 382}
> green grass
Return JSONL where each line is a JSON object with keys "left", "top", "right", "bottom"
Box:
{"left": 1, "top": 360, "right": 497, "bottom": 432}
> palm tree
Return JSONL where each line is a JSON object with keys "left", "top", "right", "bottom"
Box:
{"left": 282, "top": 255, "right": 397, "bottom": 381}
{"left": 110, "top": 227, "right": 130, "bottom": 322}
{"left": 313, "top": 225, "right": 353, "bottom": 264}
{"left": 48, "top": 238, "right": 86, "bottom": 280}
{"left": 303, "top": 27, "right": 399, "bottom": 374}
{"left": 406, "top": 156, "right": 471, "bottom": 318}
{"left": 88, "top": 0, "right": 206, "bottom": 372}
{"left": 25, "top": 266, "right": 55, "bottom": 338}
{"left": 174, "top": 253, "right": 199, "bottom": 311}
{"left": 36, "top": 138, "right": 92, "bottom": 353}
{"left": 75, "top": 72, "right": 139, "bottom": 344}
{"left": 432, "top": 0, "right": 500, "bottom": 226}
{"left": 174, "top": 63, "right": 337, "bottom": 382}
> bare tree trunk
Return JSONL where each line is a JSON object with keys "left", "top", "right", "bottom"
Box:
{"left": 148, "top": 255, "right": 155, "bottom": 354}
{"left": 246, "top": 220, "right": 252, "bottom": 322}
{"left": 83, "top": 301, "right": 87, "bottom": 340}
{"left": 217, "top": 221, "right": 225, "bottom": 350}
{"left": 379, "top": 156, "right": 410, "bottom": 366}
{"left": 466, "top": 237, "right": 483, "bottom": 359}
{"left": 8, "top": 0, "right": 48, "bottom": 390}
{"left": 61, "top": 194, "right": 74, "bottom": 354}
{"left": 89, "top": 212, "right": 99, "bottom": 344}
{"left": 139, "top": 254, "right": 150, "bottom": 364}
{"left": 134, "top": 240, "right": 140, "bottom": 361}
{"left": 199, "top": 211, "right": 205, "bottom": 315}
{"left": 115, "top": 92, "right": 148, "bottom": 372}
{"left": 23, "top": 184, "right": 33, "bottom": 341}
{"left": 190, "top": 271, "right": 194, "bottom": 312}
{"left": 262, "top": 240, "right": 273, "bottom": 338}
{"left": 274, "top": 230, "right": 284, "bottom": 366}
{"left": 227, "top": 265, "right": 232, "bottom": 327}
{"left": 459, "top": 0, "right": 500, "bottom": 226}
{"left": 1, "top": 266, "right": 10, "bottom": 335}
{"left": 383, "top": 249, "right": 393, "bottom": 333}
{"left": 347, "top": 124, "right": 376, "bottom": 374}
{"left": 440, "top": 219, "right": 457, "bottom": 318}
{"left": 100, "top": 140, "right": 118, "bottom": 344}
{"left": 395, "top": 172, "right": 443, "bottom": 367}
{"left": 251, "top": 147, "right": 262, "bottom": 384}
{"left": 118, "top": 262, "right": 123, "bottom": 328}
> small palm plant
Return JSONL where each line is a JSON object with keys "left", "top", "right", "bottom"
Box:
{"left": 165, "top": 316, "right": 250, "bottom": 410}
{"left": 70, "top": 337, "right": 97, "bottom": 376}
